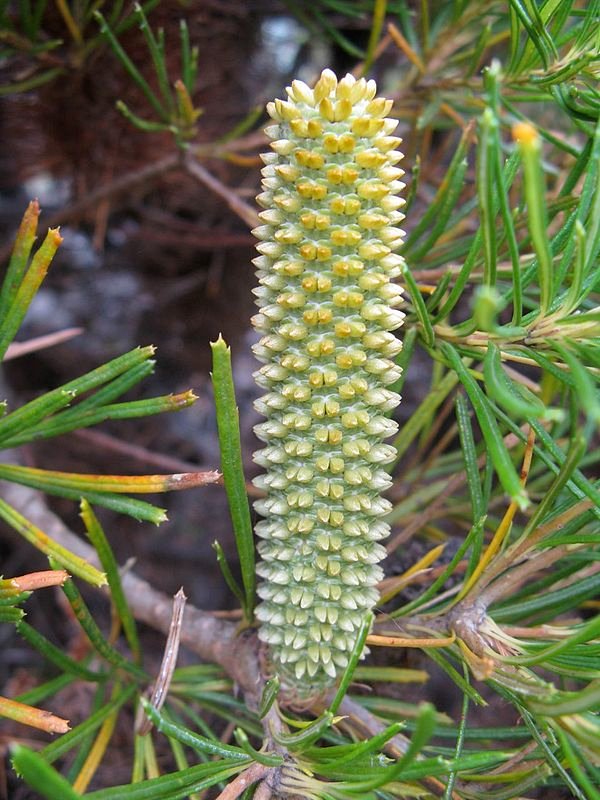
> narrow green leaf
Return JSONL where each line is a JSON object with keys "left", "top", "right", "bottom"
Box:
{"left": 527, "top": 418, "right": 600, "bottom": 512}
{"left": 559, "top": 220, "right": 587, "bottom": 316}
{"left": 483, "top": 342, "right": 562, "bottom": 422}
{"left": 0, "top": 606, "right": 24, "bottom": 622}
{"left": 141, "top": 700, "right": 250, "bottom": 760}
{"left": 444, "top": 667, "right": 470, "bottom": 799}
{"left": 258, "top": 676, "right": 280, "bottom": 720}
{"left": 41, "top": 683, "right": 138, "bottom": 763}
{"left": 11, "top": 745, "right": 82, "bottom": 800}
{"left": 3, "top": 367, "right": 156, "bottom": 446}
{"left": 455, "top": 394, "right": 484, "bottom": 520}
{"left": 362, "top": 0, "right": 386, "bottom": 74}
{"left": 179, "top": 20, "right": 195, "bottom": 93}
{"left": 212, "top": 540, "right": 245, "bottom": 611}
{"left": 411, "top": 156, "right": 469, "bottom": 262}
{"left": 0, "top": 346, "right": 155, "bottom": 447}
{"left": 478, "top": 109, "right": 498, "bottom": 287}
{"left": 514, "top": 122, "right": 554, "bottom": 315}
{"left": 443, "top": 343, "right": 528, "bottom": 509}
{"left": 553, "top": 343, "right": 600, "bottom": 425}
{"left": 15, "top": 673, "right": 74, "bottom": 707}
{"left": 312, "top": 6, "right": 365, "bottom": 57}
{"left": 0, "top": 589, "right": 29, "bottom": 605}
{"left": 402, "top": 126, "right": 471, "bottom": 257}
{"left": 115, "top": 100, "right": 174, "bottom": 133}
{"left": 328, "top": 613, "right": 372, "bottom": 715}
{"left": 17, "top": 621, "right": 105, "bottom": 681}
{"left": 0, "top": 227, "right": 62, "bottom": 362}
{"left": 81, "top": 500, "right": 141, "bottom": 662}
{"left": 133, "top": 3, "right": 172, "bottom": 110}
{"left": 393, "top": 516, "right": 487, "bottom": 617}
{"left": 392, "top": 369, "right": 459, "bottom": 464}
{"left": 435, "top": 243, "right": 483, "bottom": 326}
{"left": 0, "top": 200, "right": 39, "bottom": 323}
{"left": 352, "top": 703, "right": 437, "bottom": 791}
{"left": 6, "top": 389, "right": 194, "bottom": 447}
{"left": 217, "top": 105, "right": 262, "bottom": 145}
{"left": 86, "top": 763, "right": 245, "bottom": 800}
{"left": 529, "top": 683, "right": 600, "bottom": 717}
{"left": 94, "top": 10, "right": 166, "bottom": 120}
{"left": 315, "top": 723, "right": 405, "bottom": 774}
{"left": 402, "top": 264, "right": 435, "bottom": 347}
{"left": 555, "top": 728, "right": 600, "bottom": 800}
{"left": 66, "top": 683, "right": 109, "bottom": 784}
{"left": 492, "top": 146, "right": 522, "bottom": 324}
{"left": 271, "top": 711, "right": 334, "bottom": 752}
{"left": 0, "top": 66, "right": 64, "bottom": 96}
{"left": 233, "top": 728, "right": 283, "bottom": 766}
{"left": 425, "top": 270, "right": 453, "bottom": 314}
{"left": 389, "top": 323, "right": 417, "bottom": 397}
{"left": 508, "top": 613, "right": 600, "bottom": 668}
{"left": 56, "top": 571, "right": 146, "bottom": 680}
{"left": 403, "top": 154, "right": 420, "bottom": 214}
{"left": 210, "top": 335, "right": 255, "bottom": 619}
{"left": 0, "top": 498, "right": 106, "bottom": 585}
{"left": 581, "top": 118, "right": 600, "bottom": 276}
{"left": 493, "top": 570, "right": 600, "bottom": 622}
{"left": 424, "top": 645, "right": 486, "bottom": 705}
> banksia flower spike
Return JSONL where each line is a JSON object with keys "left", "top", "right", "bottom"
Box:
{"left": 252, "top": 69, "right": 406, "bottom": 696}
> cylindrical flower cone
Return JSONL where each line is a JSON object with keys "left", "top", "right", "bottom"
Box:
{"left": 252, "top": 69, "right": 406, "bottom": 696}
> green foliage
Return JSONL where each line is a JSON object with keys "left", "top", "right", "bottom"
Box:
{"left": 95, "top": 5, "right": 201, "bottom": 144}
{"left": 1, "top": 1, "right": 600, "bottom": 798}
{"left": 210, "top": 336, "right": 256, "bottom": 621}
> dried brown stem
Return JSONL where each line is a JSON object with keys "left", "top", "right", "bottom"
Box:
{"left": 476, "top": 546, "right": 568, "bottom": 608}
{"left": 213, "top": 763, "right": 273, "bottom": 800}
{"left": 183, "top": 154, "right": 260, "bottom": 228}
{"left": 72, "top": 428, "right": 209, "bottom": 474}
{"left": 4, "top": 328, "right": 84, "bottom": 361}
{"left": 476, "top": 498, "right": 595, "bottom": 594}
{"left": 136, "top": 587, "right": 187, "bottom": 736}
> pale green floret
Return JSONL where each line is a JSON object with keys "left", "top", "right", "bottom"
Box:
{"left": 251, "top": 68, "right": 406, "bottom": 695}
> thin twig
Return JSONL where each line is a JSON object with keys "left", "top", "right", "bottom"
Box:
{"left": 4, "top": 328, "right": 84, "bottom": 361}
{"left": 480, "top": 546, "right": 595, "bottom": 608}
{"left": 72, "top": 428, "right": 212, "bottom": 475}
{"left": 183, "top": 154, "right": 260, "bottom": 229}
{"left": 213, "top": 763, "right": 273, "bottom": 800}
{"left": 136, "top": 587, "right": 187, "bottom": 736}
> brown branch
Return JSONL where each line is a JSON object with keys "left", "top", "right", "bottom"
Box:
{"left": 72, "top": 428, "right": 208, "bottom": 475}
{"left": 183, "top": 154, "right": 260, "bottom": 229}
{"left": 4, "top": 328, "right": 84, "bottom": 361}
